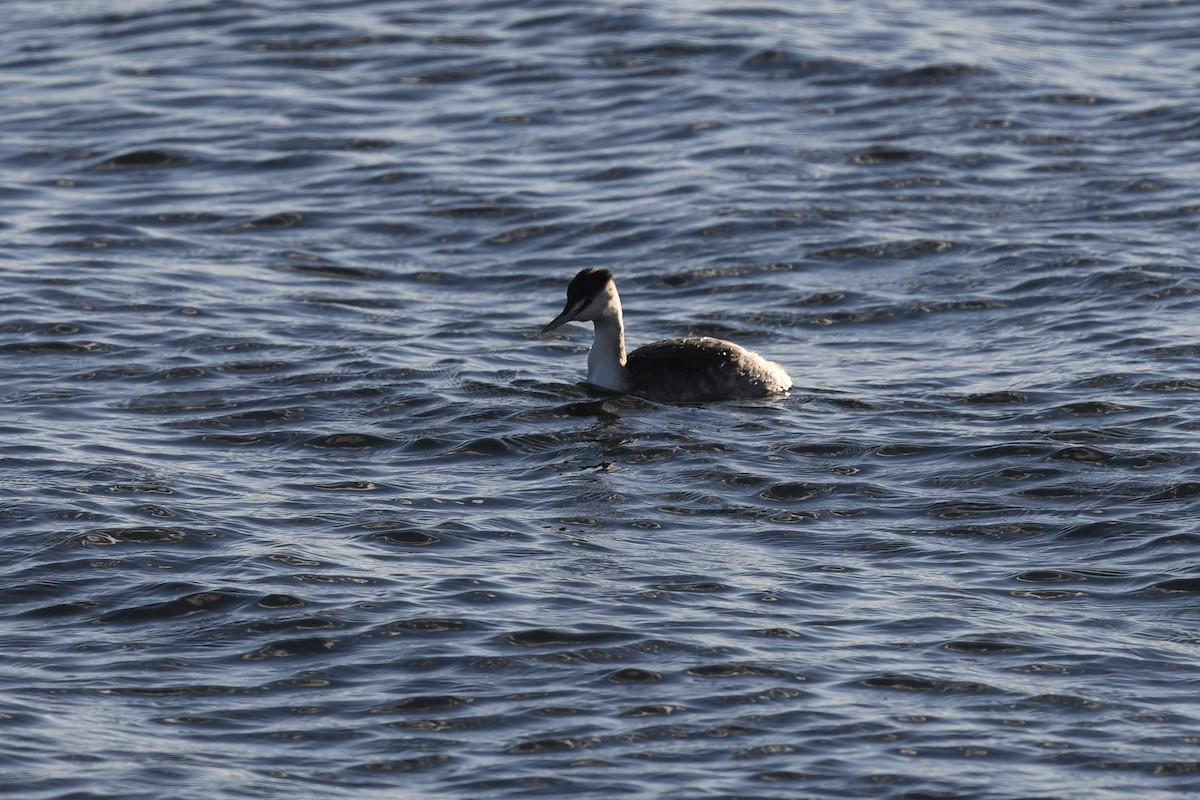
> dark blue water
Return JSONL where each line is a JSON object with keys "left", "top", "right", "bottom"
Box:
{"left": 3, "top": 1, "right": 1200, "bottom": 798}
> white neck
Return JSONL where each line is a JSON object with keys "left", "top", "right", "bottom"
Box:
{"left": 587, "top": 302, "right": 634, "bottom": 393}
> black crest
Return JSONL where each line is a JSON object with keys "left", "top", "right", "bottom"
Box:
{"left": 566, "top": 267, "right": 613, "bottom": 306}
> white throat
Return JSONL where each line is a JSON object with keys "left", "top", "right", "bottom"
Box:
{"left": 585, "top": 291, "right": 634, "bottom": 393}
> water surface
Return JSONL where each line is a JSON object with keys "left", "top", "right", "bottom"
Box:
{"left": 3, "top": 1, "right": 1200, "bottom": 798}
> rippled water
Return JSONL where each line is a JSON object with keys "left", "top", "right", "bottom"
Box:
{"left": 4, "top": 1, "right": 1200, "bottom": 798}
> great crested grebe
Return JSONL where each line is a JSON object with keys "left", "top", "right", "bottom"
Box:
{"left": 542, "top": 268, "right": 792, "bottom": 402}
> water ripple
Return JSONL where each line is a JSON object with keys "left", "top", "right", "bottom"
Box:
{"left": 3, "top": 1, "right": 1200, "bottom": 798}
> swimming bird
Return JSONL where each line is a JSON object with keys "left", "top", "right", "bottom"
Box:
{"left": 542, "top": 268, "right": 792, "bottom": 402}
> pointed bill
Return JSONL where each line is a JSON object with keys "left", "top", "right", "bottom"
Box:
{"left": 542, "top": 300, "right": 585, "bottom": 333}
